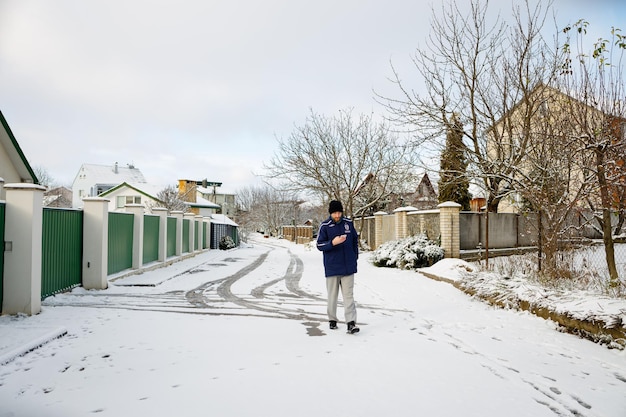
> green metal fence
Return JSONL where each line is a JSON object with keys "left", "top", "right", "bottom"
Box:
{"left": 194, "top": 220, "right": 200, "bottom": 250}
{"left": 167, "top": 217, "right": 176, "bottom": 257}
{"left": 41, "top": 208, "right": 83, "bottom": 299}
{"left": 0, "top": 202, "right": 5, "bottom": 309}
{"left": 108, "top": 212, "right": 134, "bottom": 275}
{"left": 182, "top": 219, "right": 190, "bottom": 253}
{"left": 143, "top": 214, "right": 159, "bottom": 264}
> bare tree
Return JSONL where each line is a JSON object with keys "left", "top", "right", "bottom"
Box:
{"left": 559, "top": 20, "right": 626, "bottom": 286}
{"left": 236, "top": 184, "right": 302, "bottom": 237}
{"left": 378, "top": 0, "right": 560, "bottom": 212}
{"left": 264, "top": 108, "right": 418, "bottom": 218}
{"left": 154, "top": 185, "right": 187, "bottom": 212}
{"left": 508, "top": 85, "right": 594, "bottom": 274}
{"left": 33, "top": 165, "right": 54, "bottom": 188}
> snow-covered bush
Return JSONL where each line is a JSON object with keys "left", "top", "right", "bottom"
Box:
{"left": 219, "top": 236, "right": 236, "bottom": 250}
{"left": 372, "top": 234, "right": 444, "bottom": 269}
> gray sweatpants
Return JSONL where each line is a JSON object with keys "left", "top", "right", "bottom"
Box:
{"left": 326, "top": 274, "right": 357, "bottom": 323}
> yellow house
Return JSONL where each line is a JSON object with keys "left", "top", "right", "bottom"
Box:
{"left": 488, "top": 84, "right": 625, "bottom": 213}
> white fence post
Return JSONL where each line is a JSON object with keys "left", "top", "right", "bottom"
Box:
{"left": 204, "top": 217, "right": 212, "bottom": 249}
{"left": 82, "top": 197, "right": 109, "bottom": 290}
{"left": 194, "top": 215, "right": 203, "bottom": 251}
{"left": 171, "top": 211, "right": 184, "bottom": 255}
{"left": 2, "top": 183, "right": 46, "bottom": 315}
{"left": 184, "top": 213, "right": 195, "bottom": 253}
{"left": 127, "top": 204, "right": 144, "bottom": 269}
{"left": 153, "top": 208, "right": 168, "bottom": 261}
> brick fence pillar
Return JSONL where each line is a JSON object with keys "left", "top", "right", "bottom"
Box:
{"left": 374, "top": 211, "right": 386, "bottom": 249}
{"left": 438, "top": 201, "right": 462, "bottom": 258}
{"left": 394, "top": 206, "right": 417, "bottom": 240}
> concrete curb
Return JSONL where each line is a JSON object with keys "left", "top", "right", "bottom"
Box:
{"left": 0, "top": 326, "right": 67, "bottom": 365}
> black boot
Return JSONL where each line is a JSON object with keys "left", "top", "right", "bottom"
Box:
{"left": 347, "top": 321, "right": 360, "bottom": 334}
{"left": 329, "top": 320, "right": 338, "bottom": 330}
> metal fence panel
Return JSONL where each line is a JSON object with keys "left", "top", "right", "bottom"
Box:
{"left": 108, "top": 212, "right": 134, "bottom": 274}
{"left": 41, "top": 208, "right": 83, "bottom": 298}
{"left": 194, "top": 220, "right": 199, "bottom": 251}
{"left": 211, "top": 223, "right": 238, "bottom": 249}
{"left": 211, "top": 223, "right": 223, "bottom": 249}
{"left": 182, "top": 219, "right": 190, "bottom": 253}
{"left": 167, "top": 217, "right": 176, "bottom": 257}
{"left": 143, "top": 214, "right": 159, "bottom": 264}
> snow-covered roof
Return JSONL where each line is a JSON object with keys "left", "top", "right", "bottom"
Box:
{"left": 43, "top": 195, "right": 62, "bottom": 206}
{"left": 99, "top": 182, "right": 162, "bottom": 202}
{"left": 196, "top": 186, "right": 236, "bottom": 196}
{"left": 210, "top": 214, "right": 238, "bottom": 226}
{"left": 189, "top": 195, "right": 221, "bottom": 209}
{"left": 75, "top": 163, "right": 147, "bottom": 185}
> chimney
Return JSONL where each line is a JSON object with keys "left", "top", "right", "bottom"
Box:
{"left": 114, "top": 162, "right": 118, "bottom": 174}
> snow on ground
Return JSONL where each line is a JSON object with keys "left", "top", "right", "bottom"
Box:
{"left": 0, "top": 235, "right": 625, "bottom": 417}
{"left": 422, "top": 256, "right": 626, "bottom": 341}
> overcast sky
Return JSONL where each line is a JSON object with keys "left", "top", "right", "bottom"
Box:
{"left": 1, "top": 0, "right": 625, "bottom": 192}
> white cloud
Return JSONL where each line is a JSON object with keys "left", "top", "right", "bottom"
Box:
{"left": 1, "top": 0, "right": 625, "bottom": 193}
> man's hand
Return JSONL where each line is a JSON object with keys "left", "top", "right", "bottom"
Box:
{"left": 332, "top": 235, "right": 347, "bottom": 246}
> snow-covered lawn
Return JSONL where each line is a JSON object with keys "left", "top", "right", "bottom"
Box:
{"left": 0, "top": 235, "right": 625, "bottom": 416}
{"left": 420, "top": 246, "right": 626, "bottom": 349}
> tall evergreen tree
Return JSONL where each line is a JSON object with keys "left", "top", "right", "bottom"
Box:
{"left": 438, "top": 113, "right": 471, "bottom": 210}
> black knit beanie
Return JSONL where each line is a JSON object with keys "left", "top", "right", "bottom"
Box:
{"left": 328, "top": 200, "right": 343, "bottom": 214}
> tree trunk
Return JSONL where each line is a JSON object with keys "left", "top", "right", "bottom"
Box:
{"left": 595, "top": 148, "right": 619, "bottom": 286}
{"left": 614, "top": 210, "right": 625, "bottom": 236}
{"left": 600, "top": 208, "right": 619, "bottom": 286}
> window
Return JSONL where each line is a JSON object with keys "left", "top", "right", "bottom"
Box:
{"left": 116, "top": 195, "right": 141, "bottom": 208}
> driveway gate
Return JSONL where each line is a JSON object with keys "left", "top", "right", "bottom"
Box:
{"left": 41, "top": 207, "right": 83, "bottom": 298}
{"left": 0, "top": 202, "right": 5, "bottom": 309}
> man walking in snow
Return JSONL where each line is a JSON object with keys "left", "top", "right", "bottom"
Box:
{"left": 316, "top": 200, "right": 360, "bottom": 334}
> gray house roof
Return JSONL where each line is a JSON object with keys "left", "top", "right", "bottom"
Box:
{"left": 0, "top": 110, "right": 38, "bottom": 184}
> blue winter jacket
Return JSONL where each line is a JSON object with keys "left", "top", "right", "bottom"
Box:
{"left": 316, "top": 216, "right": 359, "bottom": 277}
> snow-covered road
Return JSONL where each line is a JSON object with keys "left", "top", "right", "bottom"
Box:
{"left": 1, "top": 236, "right": 625, "bottom": 416}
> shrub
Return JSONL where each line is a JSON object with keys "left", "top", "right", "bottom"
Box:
{"left": 219, "top": 235, "right": 236, "bottom": 250}
{"left": 371, "top": 234, "right": 444, "bottom": 269}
